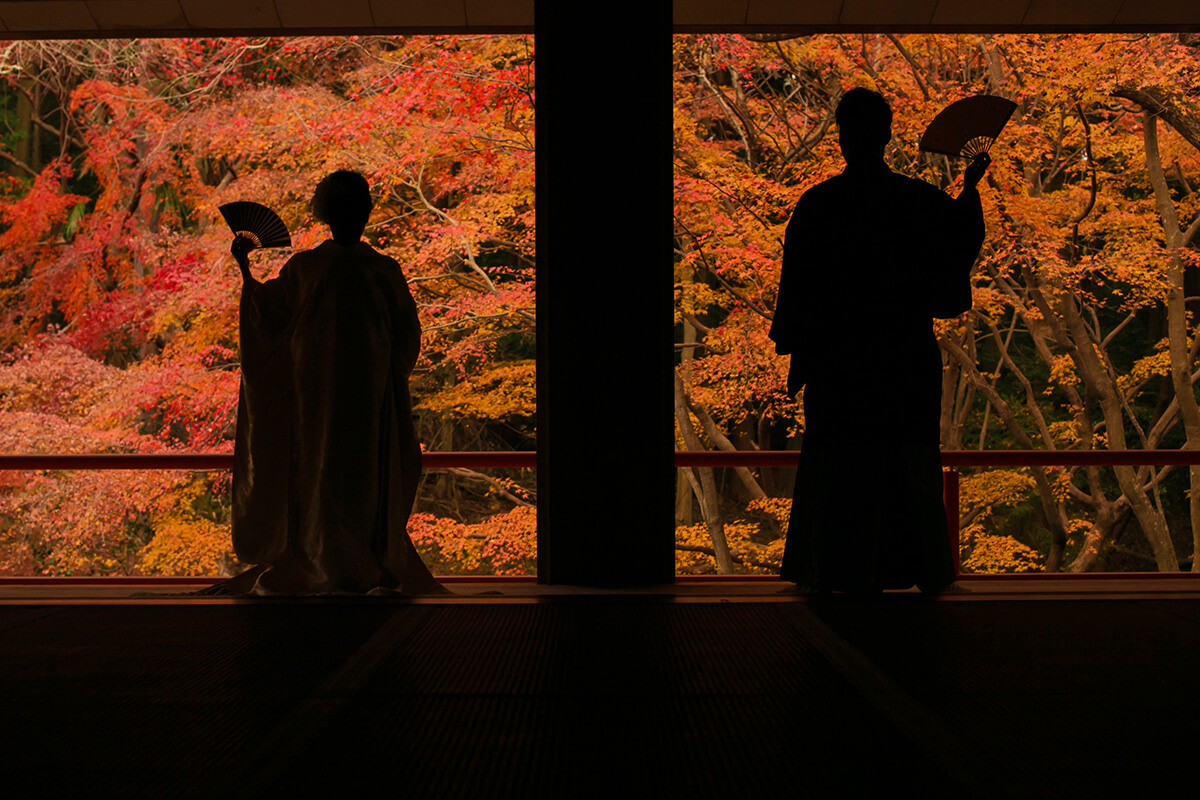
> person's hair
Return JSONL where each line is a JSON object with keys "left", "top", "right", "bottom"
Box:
{"left": 311, "top": 170, "right": 373, "bottom": 238}
{"left": 835, "top": 88, "right": 893, "bottom": 147}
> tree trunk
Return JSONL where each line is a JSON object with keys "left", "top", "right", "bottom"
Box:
{"left": 1059, "top": 295, "right": 1180, "bottom": 570}
{"left": 674, "top": 371, "right": 733, "bottom": 573}
{"left": 12, "top": 79, "right": 34, "bottom": 176}
{"left": 1143, "top": 110, "right": 1200, "bottom": 571}
{"left": 1066, "top": 503, "right": 1120, "bottom": 572}
{"left": 676, "top": 262, "right": 697, "bottom": 526}
{"left": 941, "top": 335, "right": 1072, "bottom": 571}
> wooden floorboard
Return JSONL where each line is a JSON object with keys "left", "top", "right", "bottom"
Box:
{"left": 1, "top": 590, "right": 1196, "bottom": 798}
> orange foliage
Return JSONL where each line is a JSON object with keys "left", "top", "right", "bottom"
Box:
{"left": 409, "top": 507, "right": 536, "bottom": 576}
{"left": 0, "top": 36, "right": 535, "bottom": 575}
{"left": 674, "top": 33, "right": 1200, "bottom": 574}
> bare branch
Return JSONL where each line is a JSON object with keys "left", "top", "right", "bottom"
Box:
{"left": 0, "top": 149, "right": 37, "bottom": 178}
{"left": 445, "top": 467, "right": 533, "bottom": 507}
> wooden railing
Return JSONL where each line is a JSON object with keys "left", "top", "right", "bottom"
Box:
{"left": 4, "top": 449, "right": 1199, "bottom": 579}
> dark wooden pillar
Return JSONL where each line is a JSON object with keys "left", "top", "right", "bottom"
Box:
{"left": 535, "top": 2, "right": 675, "bottom": 585}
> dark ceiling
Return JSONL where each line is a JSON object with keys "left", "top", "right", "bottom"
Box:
{"left": 0, "top": 0, "right": 1196, "bottom": 38}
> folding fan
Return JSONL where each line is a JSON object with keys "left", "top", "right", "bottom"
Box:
{"left": 218, "top": 201, "right": 291, "bottom": 250}
{"left": 920, "top": 95, "right": 1017, "bottom": 158}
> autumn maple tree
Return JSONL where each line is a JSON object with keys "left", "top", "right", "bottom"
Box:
{"left": 673, "top": 33, "right": 1200, "bottom": 574}
{"left": 5, "top": 33, "right": 1200, "bottom": 578}
{"left": 0, "top": 36, "right": 535, "bottom": 576}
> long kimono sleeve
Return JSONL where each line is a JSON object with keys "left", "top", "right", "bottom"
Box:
{"left": 379, "top": 258, "right": 442, "bottom": 593}
{"left": 394, "top": 272, "right": 421, "bottom": 378}
{"left": 927, "top": 185, "right": 986, "bottom": 319}
{"left": 769, "top": 196, "right": 811, "bottom": 396}
{"left": 231, "top": 265, "right": 295, "bottom": 565}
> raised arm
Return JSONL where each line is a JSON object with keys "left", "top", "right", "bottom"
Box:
{"left": 962, "top": 152, "right": 991, "bottom": 196}
{"left": 231, "top": 235, "right": 261, "bottom": 289}
{"left": 956, "top": 152, "right": 988, "bottom": 247}
{"left": 956, "top": 152, "right": 988, "bottom": 243}
{"left": 233, "top": 236, "right": 293, "bottom": 337}
{"left": 927, "top": 154, "right": 989, "bottom": 318}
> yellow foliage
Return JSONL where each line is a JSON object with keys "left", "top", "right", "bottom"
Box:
{"left": 1048, "top": 421, "right": 1079, "bottom": 447}
{"left": 138, "top": 516, "right": 229, "bottom": 576}
{"left": 674, "top": 521, "right": 714, "bottom": 573}
{"left": 1066, "top": 518, "right": 1093, "bottom": 538}
{"left": 674, "top": 520, "right": 782, "bottom": 574}
{"left": 1052, "top": 469, "right": 1076, "bottom": 503}
{"left": 747, "top": 496, "right": 791, "bottom": 528}
{"left": 417, "top": 360, "right": 535, "bottom": 421}
{"left": 960, "top": 525, "right": 1042, "bottom": 574}
{"left": 675, "top": 282, "right": 723, "bottom": 320}
{"left": 762, "top": 536, "right": 787, "bottom": 566}
{"left": 137, "top": 476, "right": 232, "bottom": 575}
{"left": 1047, "top": 354, "right": 1078, "bottom": 390}
{"left": 960, "top": 469, "right": 1036, "bottom": 518}
{"left": 958, "top": 469, "right": 1044, "bottom": 574}
{"left": 1119, "top": 338, "right": 1170, "bottom": 396}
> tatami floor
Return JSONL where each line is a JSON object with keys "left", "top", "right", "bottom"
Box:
{"left": 2, "top": 577, "right": 1198, "bottom": 798}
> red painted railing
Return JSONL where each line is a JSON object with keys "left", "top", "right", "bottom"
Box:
{"left": 0, "top": 452, "right": 537, "bottom": 471}
{"left": 677, "top": 449, "right": 1200, "bottom": 574}
{"left": 4, "top": 449, "right": 1199, "bottom": 579}
{"left": 7, "top": 449, "right": 1196, "bottom": 471}
{"left": 939, "top": 451, "right": 1200, "bottom": 573}
{"left": 676, "top": 450, "right": 1200, "bottom": 467}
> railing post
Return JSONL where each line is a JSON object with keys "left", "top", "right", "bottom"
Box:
{"left": 944, "top": 467, "right": 961, "bottom": 576}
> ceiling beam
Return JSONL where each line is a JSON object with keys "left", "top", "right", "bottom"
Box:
{"left": 0, "top": 0, "right": 1196, "bottom": 40}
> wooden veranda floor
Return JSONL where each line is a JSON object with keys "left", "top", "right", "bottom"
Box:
{"left": 2, "top": 577, "right": 1198, "bottom": 799}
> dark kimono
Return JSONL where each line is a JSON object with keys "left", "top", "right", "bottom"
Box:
{"left": 769, "top": 163, "right": 984, "bottom": 592}
{"left": 232, "top": 240, "right": 441, "bottom": 594}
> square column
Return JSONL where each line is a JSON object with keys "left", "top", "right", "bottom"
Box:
{"left": 535, "top": 1, "right": 675, "bottom": 585}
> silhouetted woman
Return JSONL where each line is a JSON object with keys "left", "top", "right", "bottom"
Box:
{"left": 227, "top": 171, "right": 443, "bottom": 594}
{"left": 770, "top": 89, "right": 988, "bottom": 594}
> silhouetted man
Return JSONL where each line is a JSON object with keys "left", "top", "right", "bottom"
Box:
{"left": 228, "top": 171, "right": 443, "bottom": 595}
{"left": 770, "top": 88, "right": 987, "bottom": 594}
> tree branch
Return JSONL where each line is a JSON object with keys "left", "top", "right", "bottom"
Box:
{"left": 885, "top": 34, "right": 930, "bottom": 101}
{"left": 674, "top": 542, "right": 777, "bottom": 571}
{"left": 1114, "top": 85, "right": 1200, "bottom": 153}
{"left": 445, "top": 467, "right": 533, "bottom": 507}
{"left": 674, "top": 216, "right": 775, "bottom": 321}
